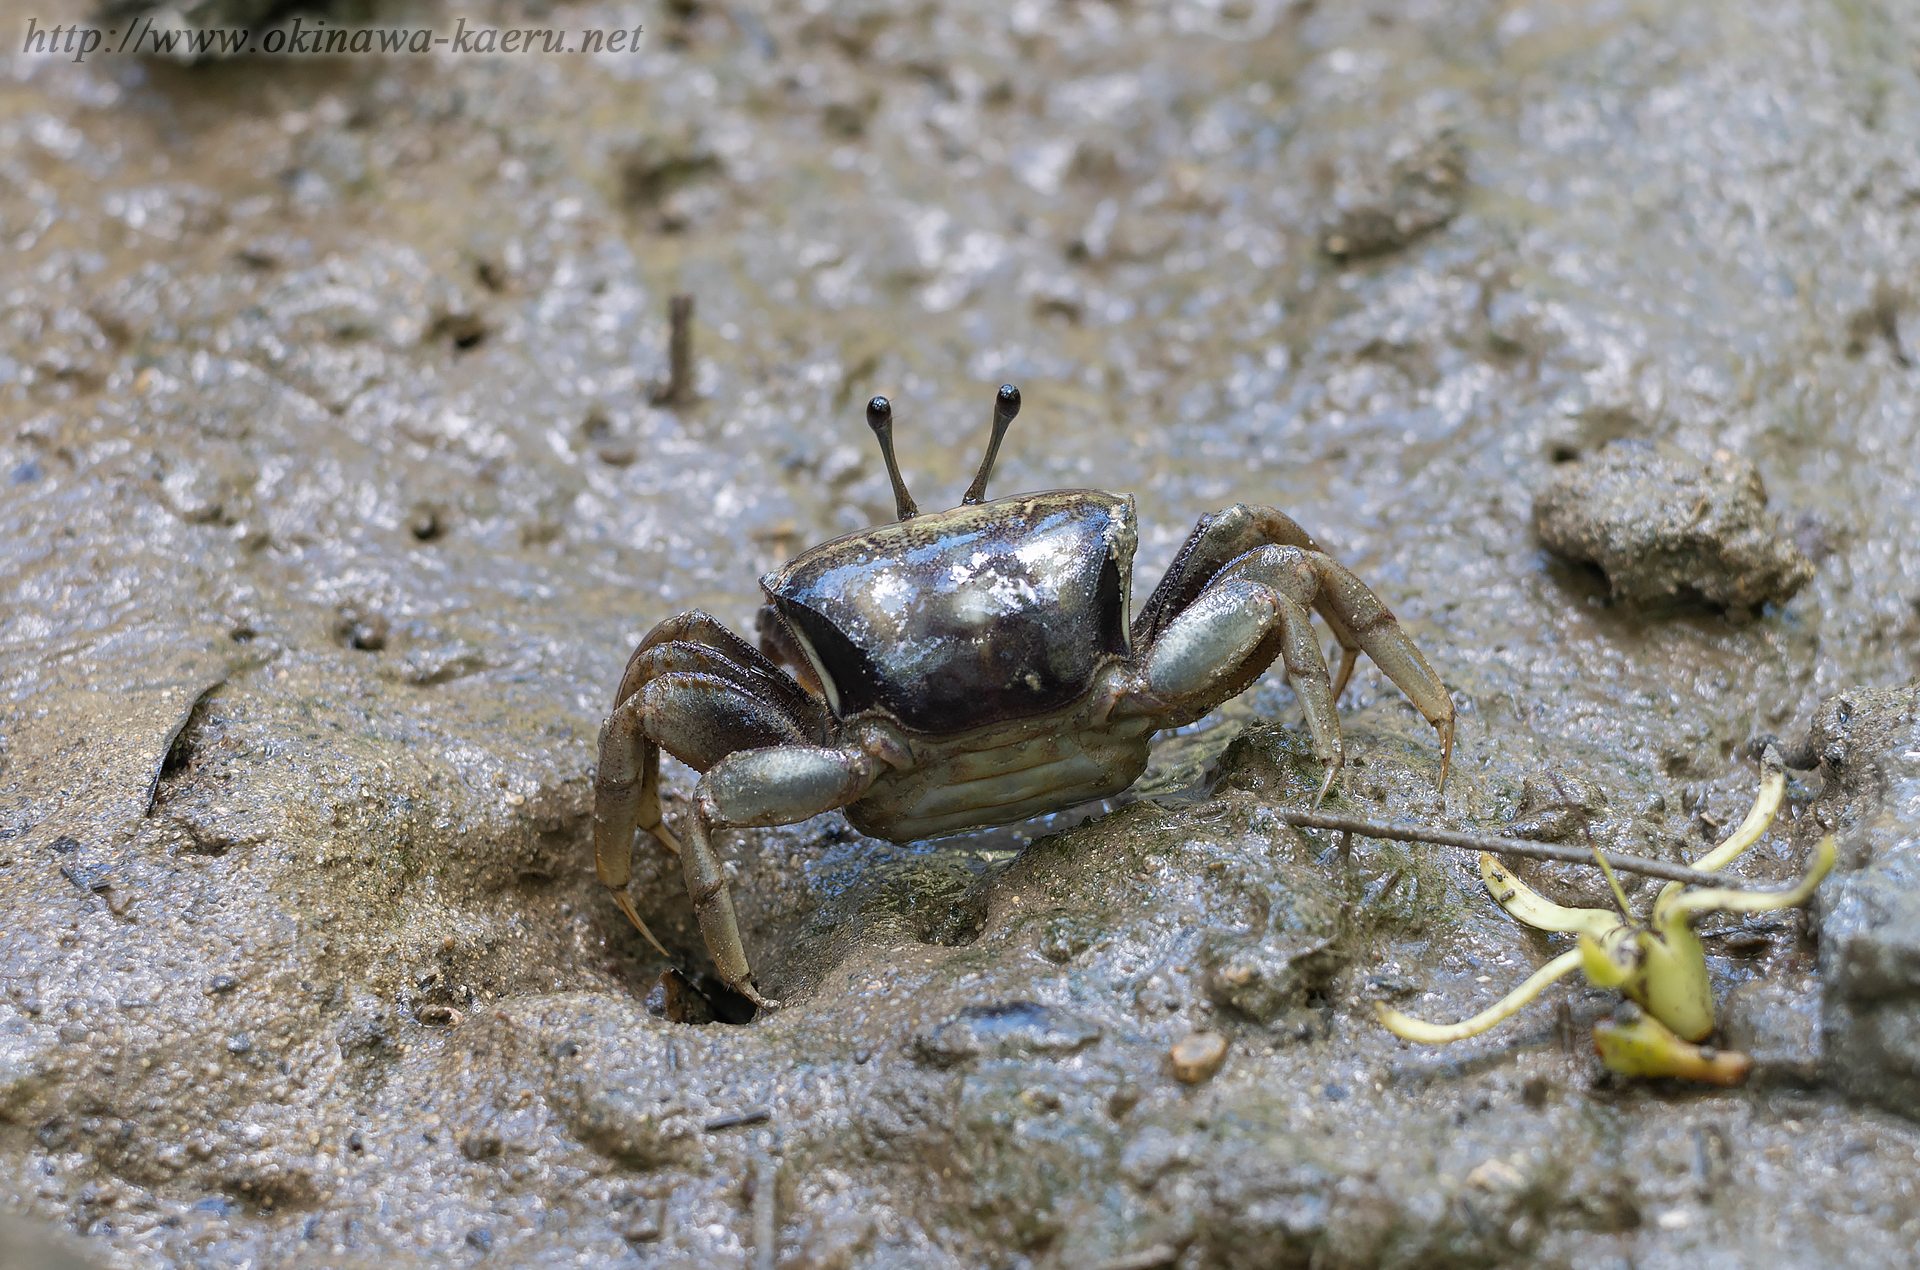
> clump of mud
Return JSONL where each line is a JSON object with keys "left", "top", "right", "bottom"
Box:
{"left": 1534, "top": 439, "right": 1814, "bottom": 618}
{"left": 1318, "top": 132, "right": 1467, "bottom": 262}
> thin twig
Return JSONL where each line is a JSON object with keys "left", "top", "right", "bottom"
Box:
{"left": 652, "top": 293, "right": 695, "bottom": 405}
{"left": 704, "top": 1106, "right": 771, "bottom": 1132}
{"left": 1274, "top": 809, "right": 1740, "bottom": 889}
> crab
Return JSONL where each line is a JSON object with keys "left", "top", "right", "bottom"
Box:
{"left": 594, "top": 384, "right": 1456, "bottom": 1008}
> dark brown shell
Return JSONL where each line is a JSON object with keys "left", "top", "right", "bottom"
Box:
{"left": 761, "top": 491, "right": 1136, "bottom": 734}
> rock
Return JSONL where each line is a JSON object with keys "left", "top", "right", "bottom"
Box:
{"left": 1820, "top": 859, "right": 1920, "bottom": 1117}
{"left": 1505, "top": 770, "right": 1608, "bottom": 842}
{"left": 1533, "top": 439, "right": 1814, "bottom": 618}
{"left": 1202, "top": 931, "right": 1341, "bottom": 1025}
{"left": 1465, "top": 1157, "right": 1528, "bottom": 1193}
{"left": 1719, "top": 974, "right": 1822, "bottom": 1086}
{"left": 1319, "top": 133, "right": 1467, "bottom": 261}
{"left": 1798, "top": 685, "right": 1920, "bottom": 867}
{"left": 645, "top": 969, "right": 716, "bottom": 1025}
{"left": 1806, "top": 685, "right": 1920, "bottom": 1118}
{"left": 1169, "top": 1031, "right": 1228, "bottom": 1083}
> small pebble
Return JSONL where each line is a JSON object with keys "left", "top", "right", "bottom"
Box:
{"left": 1169, "top": 1031, "right": 1228, "bottom": 1084}
{"left": 644, "top": 969, "right": 714, "bottom": 1025}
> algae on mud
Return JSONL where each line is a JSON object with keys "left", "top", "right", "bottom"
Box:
{"left": 4, "top": 0, "right": 1920, "bottom": 1267}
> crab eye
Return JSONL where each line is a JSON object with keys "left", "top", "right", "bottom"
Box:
{"left": 864, "top": 395, "right": 917, "bottom": 522}
{"left": 962, "top": 384, "right": 1022, "bottom": 506}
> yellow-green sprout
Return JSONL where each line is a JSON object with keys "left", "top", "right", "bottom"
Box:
{"left": 1376, "top": 761, "right": 1835, "bottom": 1068}
{"left": 1591, "top": 1008, "right": 1751, "bottom": 1086}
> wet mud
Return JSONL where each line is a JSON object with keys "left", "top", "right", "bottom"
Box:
{"left": 3, "top": 1, "right": 1920, "bottom": 1267}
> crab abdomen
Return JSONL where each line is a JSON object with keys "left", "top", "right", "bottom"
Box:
{"left": 844, "top": 725, "right": 1152, "bottom": 842}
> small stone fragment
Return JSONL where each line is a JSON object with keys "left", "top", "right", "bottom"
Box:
{"left": 1203, "top": 934, "right": 1341, "bottom": 1024}
{"left": 460, "top": 1132, "right": 504, "bottom": 1161}
{"left": 1534, "top": 438, "right": 1813, "bottom": 618}
{"left": 1320, "top": 133, "right": 1467, "bottom": 261}
{"left": 334, "top": 604, "right": 390, "bottom": 651}
{"left": 1506, "top": 770, "right": 1607, "bottom": 842}
{"left": 645, "top": 969, "right": 715, "bottom": 1025}
{"left": 616, "top": 1199, "right": 665, "bottom": 1243}
{"left": 1169, "top": 1031, "right": 1228, "bottom": 1084}
{"left": 1465, "top": 1158, "right": 1527, "bottom": 1192}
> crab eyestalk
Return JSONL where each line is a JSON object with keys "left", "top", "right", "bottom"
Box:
{"left": 865, "top": 395, "right": 918, "bottom": 521}
{"left": 962, "top": 384, "right": 1022, "bottom": 505}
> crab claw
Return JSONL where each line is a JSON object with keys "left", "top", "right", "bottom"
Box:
{"left": 1592, "top": 1008, "right": 1751, "bottom": 1086}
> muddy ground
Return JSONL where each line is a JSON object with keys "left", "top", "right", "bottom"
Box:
{"left": 2, "top": 0, "right": 1919, "bottom": 1266}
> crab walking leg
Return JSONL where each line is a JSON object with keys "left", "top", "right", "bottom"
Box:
{"left": 1137, "top": 578, "right": 1345, "bottom": 802}
{"left": 618, "top": 609, "right": 823, "bottom": 734}
{"left": 687, "top": 745, "right": 879, "bottom": 1009}
{"left": 1132, "top": 504, "right": 1371, "bottom": 702}
{"left": 1376, "top": 949, "right": 1585, "bottom": 1044}
{"left": 1214, "top": 545, "right": 1457, "bottom": 791}
{"left": 595, "top": 669, "right": 811, "bottom": 956}
{"left": 592, "top": 715, "right": 677, "bottom": 959}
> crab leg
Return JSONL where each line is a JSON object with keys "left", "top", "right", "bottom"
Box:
{"left": 1222, "top": 545, "right": 1454, "bottom": 789}
{"left": 1131, "top": 544, "right": 1456, "bottom": 797}
{"left": 595, "top": 649, "right": 815, "bottom": 975}
{"left": 594, "top": 709, "right": 678, "bottom": 958}
{"left": 617, "top": 610, "right": 823, "bottom": 733}
{"left": 1137, "top": 577, "right": 1345, "bottom": 802}
{"left": 686, "top": 744, "right": 879, "bottom": 1008}
{"left": 1132, "top": 504, "right": 1370, "bottom": 699}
